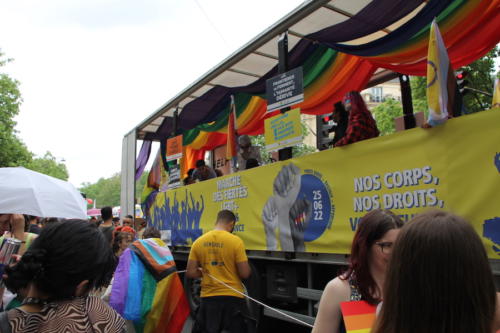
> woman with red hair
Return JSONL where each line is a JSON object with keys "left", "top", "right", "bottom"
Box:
{"left": 312, "top": 209, "right": 403, "bottom": 333}
{"left": 334, "top": 91, "right": 379, "bottom": 147}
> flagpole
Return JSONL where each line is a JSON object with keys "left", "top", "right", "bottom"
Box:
{"left": 226, "top": 95, "right": 239, "bottom": 174}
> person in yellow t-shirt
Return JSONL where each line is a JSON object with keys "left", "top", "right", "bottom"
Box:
{"left": 187, "top": 210, "right": 251, "bottom": 333}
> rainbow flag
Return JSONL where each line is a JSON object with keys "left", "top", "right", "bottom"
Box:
{"left": 226, "top": 95, "right": 238, "bottom": 170}
{"left": 426, "top": 18, "right": 456, "bottom": 127}
{"left": 340, "top": 300, "right": 377, "bottom": 333}
{"left": 492, "top": 78, "right": 500, "bottom": 109}
{"left": 110, "top": 238, "right": 190, "bottom": 333}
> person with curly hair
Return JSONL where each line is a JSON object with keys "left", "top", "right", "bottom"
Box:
{"left": 0, "top": 219, "right": 125, "bottom": 332}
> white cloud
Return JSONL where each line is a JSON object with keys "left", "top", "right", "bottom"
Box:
{"left": 0, "top": 0, "right": 304, "bottom": 187}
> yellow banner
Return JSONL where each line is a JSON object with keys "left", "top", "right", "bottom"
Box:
{"left": 147, "top": 109, "right": 500, "bottom": 259}
{"left": 264, "top": 108, "right": 302, "bottom": 151}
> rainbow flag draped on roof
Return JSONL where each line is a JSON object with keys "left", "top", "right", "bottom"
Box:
{"left": 148, "top": 0, "right": 499, "bottom": 174}
{"left": 110, "top": 238, "right": 190, "bottom": 333}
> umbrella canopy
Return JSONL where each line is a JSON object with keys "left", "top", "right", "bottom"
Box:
{"left": 0, "top": 167, "right": 87, "bottom": 219}
{"left": 87, "top": 208, "right": 101, "bottom": 217}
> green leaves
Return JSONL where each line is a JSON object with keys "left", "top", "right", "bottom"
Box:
{"left": 1, "top": 49, "right": 69, "bottom": 180}
{"left": 25, "top": 152, "right": 69, "bottom": 181}
{"left": 0, "top": 49, "right": 31, "bottom": 168}
{"left": 372, "top": 98, "right": 403, "bottom": 136}
{"left": 459, "top": 47, "right": 498, "bottom": 113}
{"left": 79, "top": 173, "right": 122, "bottom": 208}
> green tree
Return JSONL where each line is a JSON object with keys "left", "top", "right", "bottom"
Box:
{"left": 410, "top": 76, "right": 428, "bottom": 115}
{"left": 80, "top": 173, "right": 121, "bottom": 208}
{"left": 26, "top": 152, "right": 69, "bottom": 180}
{"left": 0, "top": 49, "right": 32, "bottom": 167}
{"left": 372, "top": 98, "right": 404, "bottom": 136}
{"left": 459, "top": 47, "right": 498, "bottom": 113}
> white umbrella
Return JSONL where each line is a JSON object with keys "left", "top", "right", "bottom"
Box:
{"left": 0, "top": 167, "right": 87, "bottom": 219}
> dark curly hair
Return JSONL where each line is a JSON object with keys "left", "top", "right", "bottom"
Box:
{"left": 4, "top": 219, "right": 117, "bottom": 300}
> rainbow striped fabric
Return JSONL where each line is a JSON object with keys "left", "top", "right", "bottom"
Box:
{"left": 110, "top": 238, "right": 190, "bottom": 333}
{"left": 340, "top": 300, "right": 377, "bottom": 333}
{"left": 169, "top": 0, "right": 499, "bottom": 173}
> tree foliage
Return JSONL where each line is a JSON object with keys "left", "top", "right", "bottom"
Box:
{"left": 26, "top": 152, "right": 69, "bottom": 180}
{"left": 410, "top": 76, "right": 428, "bottom": 115}
{"left": 1, "top": 49, "right": 70, "bottom": 179}
{"left": 459, "top": 46, "right": 498, "bottom": 113}
{"left": 372, "top": 98, "right": 403, "bottom": 136}
{"left": 80, "top": 173, "right": 121, "bottom": 208}
{"left": 0, "top": 49, "right": 32, "bottom": 167}
{"left": 79, "top": 172, "right": 148, "bottom": 209}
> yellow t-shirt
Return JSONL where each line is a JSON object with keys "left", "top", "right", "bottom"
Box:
{"left": 188, "top": 230, "right": 248, "bottom": 298}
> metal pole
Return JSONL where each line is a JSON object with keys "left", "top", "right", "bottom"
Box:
{"left": 172, "top": 107, "right": 179, "bottom": 136}
{"left": 398, "top": 74, "right": 416, "bottom": 129}
{"left": 307, "top": 263, "right": 313, "bottom": 316}
{"left": 277, "top": 32, "right": 293, "bottom": 161}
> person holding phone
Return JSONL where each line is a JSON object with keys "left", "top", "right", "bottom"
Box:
{"left": 0, "top": 214, "right": 37, "bottom": 256}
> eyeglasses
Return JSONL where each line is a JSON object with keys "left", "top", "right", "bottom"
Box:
{"left": 375, "top": 241, "right": 394, "bottom": 254}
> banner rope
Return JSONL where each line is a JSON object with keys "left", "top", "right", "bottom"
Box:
{"left": 177, "top": 270, "right": 314, "bottom": 328}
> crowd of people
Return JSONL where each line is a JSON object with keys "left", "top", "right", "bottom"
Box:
{"left": 312, "top": 209, "right": 500, "bottom": 333}
{"left": 0, "top": 206, "right": 499, "bottom": 332}
{"left": 0, "top": 91, "right": 496, "bottom": 331}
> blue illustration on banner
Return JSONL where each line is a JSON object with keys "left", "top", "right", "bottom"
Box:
{"left": 149, "top": 190, "right": 204, "bottom": 245}
{"left": 483, "top": 217, "right": 500, "bottom": 255}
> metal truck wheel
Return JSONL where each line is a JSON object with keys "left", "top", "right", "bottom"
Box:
{"left": 183, "top": 261, "right": 261, "bottom": 325}
{"left": 183, "top": 275, "right": 202, "bottom": 317}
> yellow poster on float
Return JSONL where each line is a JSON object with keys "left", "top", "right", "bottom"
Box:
{"left": 147, "top": 109, "right": 500, "bottom": 259}
{"left": 264, "top": 108, "right": 302, "bottom": 151}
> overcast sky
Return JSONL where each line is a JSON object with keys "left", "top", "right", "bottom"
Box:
{"left": 0, "top": 0, "right": 304, "bottom": 187}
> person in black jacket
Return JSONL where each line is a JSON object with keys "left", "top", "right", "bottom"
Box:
{"left": 331, "top": 102, "right": 349, "bottom": 146}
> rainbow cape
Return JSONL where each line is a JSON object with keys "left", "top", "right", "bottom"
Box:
{"left": 110, "top": 238, "right": 190, "bottom": 333}
{"left": 340, "top": 300, "right": 377, "bottom": 333}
